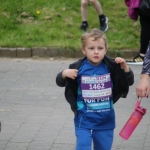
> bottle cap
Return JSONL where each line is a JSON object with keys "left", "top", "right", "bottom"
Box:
{"left": 136, "top": 106, "right": 147, "bottom": 115}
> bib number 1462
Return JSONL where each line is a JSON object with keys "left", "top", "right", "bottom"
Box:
{"left": 89, "top": 83, "right": 104, "bottom": 90}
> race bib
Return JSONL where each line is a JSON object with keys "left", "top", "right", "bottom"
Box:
{"left": 81, "top": 74, "right": 112, "bottom": 99}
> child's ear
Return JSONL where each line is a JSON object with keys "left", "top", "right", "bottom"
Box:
{"left": 82, "top": 47, "right": 86, "bottom": 55}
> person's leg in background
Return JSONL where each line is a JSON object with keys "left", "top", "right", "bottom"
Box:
{"left": 89, "top": 0, "right": 103, "bottom": 16}
{"left": 133, "top": 14, "right": 150, "bottom": 63}
{"left": 92, "top": 129, "right": 114, "bottom": 150}
{"left": 89, "top": 0, "right": 108, "bottom": 32}
{"left": 75, "top": 127, "right": 92, "bottom": 150}
{"left": 140, "top": 14, "right": 150, "bottom": 56}
{"left": 80, "top": 0, "right": 108, "bottom": 32}
{"left": 80, "top": 0, "right": 89, "bottom": 31}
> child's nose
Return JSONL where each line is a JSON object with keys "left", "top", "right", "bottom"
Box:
{"left": 94, "top": 49, "right": 99, "bottom": 53}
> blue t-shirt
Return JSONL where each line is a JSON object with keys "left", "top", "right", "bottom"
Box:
{"left": 74, "top": 59, "right": 115, "bottom": 130}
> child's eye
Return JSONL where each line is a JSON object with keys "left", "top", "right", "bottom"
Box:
{"left": 89, "top": 47, "right": 94, "bottom": 50}
{"left": 98, "top": 47, "right": 103, "bottom": 50}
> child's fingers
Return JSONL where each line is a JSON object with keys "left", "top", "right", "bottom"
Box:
{"left": 70, "top": 70, "right": 78, "bottom": 79}
{"left": 74, "top": 69, "right": 78, "bottom": 73}
{"left": 74, "top": 73, "right": 78, "bottom": 78}
{"left": 115, "top": 58, "right": 122, "bottom": 63}
{"left": 115, "top": 58, "right": 125, "bottom": 64}
{"left": 73, "top": 69, "right": 78, "bottom": 76}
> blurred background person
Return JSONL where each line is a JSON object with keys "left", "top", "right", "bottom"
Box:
{"left": 80, "top": 0, "right": 108, "bottom": 32}
{"left": 136, "top": 42, "right": 150, "bottom": 97}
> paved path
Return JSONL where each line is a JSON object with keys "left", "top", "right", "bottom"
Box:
{"left": 0, "top": 58, "right": 149, "bottom": 150}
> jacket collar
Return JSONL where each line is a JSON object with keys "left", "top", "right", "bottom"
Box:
{"left": 71, "top": 55, "right": 117, "bottom": 71}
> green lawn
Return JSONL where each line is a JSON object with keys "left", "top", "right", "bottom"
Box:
{"left": 0, "top": 0, "right": 140, "bottom": 52}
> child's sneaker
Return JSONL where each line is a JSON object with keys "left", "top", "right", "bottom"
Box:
{"left": 100, "top": 17, "right": 108, "bottom": 32}
{"left": 80, "top": 23, "right": 88, "bottom": 31}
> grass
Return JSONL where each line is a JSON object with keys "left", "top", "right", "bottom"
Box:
{"left": 0, "top": 0, "right": 140, "bottom": 52}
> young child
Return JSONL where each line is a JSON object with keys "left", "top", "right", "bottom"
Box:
{"left": 56, "top": 28, "right": 134, "bottom": 150}
{"left": 80, "top": 0, "right": 108, "bottom": 32}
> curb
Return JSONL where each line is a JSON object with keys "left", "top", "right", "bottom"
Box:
{"left": 0, "top": 47, "right": 139, "bottom": 59}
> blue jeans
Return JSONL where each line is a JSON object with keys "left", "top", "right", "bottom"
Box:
{"left": 75, "top": 127, "right": 114, "bottom": 150}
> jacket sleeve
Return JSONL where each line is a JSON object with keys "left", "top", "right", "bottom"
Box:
{"left": 65, "top": 64, "right": 78, "bottom": 116}
{"left": 56, "top": 71, "right": 66, "bottom": 87}
{"left": 55, "top": 65, "right": 78, "bottom": 116}
{"left": 141, "top": 43, "right": 150, "bottom": 75}
{"left": 124, "top": 68, "right": 134, "bottom": 86}
{"left": 65, "top": 78, "right": 78, "bottom": 116}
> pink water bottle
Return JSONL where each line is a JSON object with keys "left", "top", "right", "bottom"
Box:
{"left": 119, "top": 99, "right": 146, "bottom": 140}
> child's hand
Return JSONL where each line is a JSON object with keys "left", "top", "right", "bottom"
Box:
{"left": 62, "top": 69, "right": 78, "bottom": 79}
{"left": 115, "top": 57, "right": 129, "bottom": 72}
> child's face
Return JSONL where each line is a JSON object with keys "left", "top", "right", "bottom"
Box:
{"left": 82, "top": 37, "right": 106, "bottom": 65}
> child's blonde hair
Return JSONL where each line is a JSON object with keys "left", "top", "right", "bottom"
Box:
{"left": 81, "top": 28, "right": 108, "bottom": 50}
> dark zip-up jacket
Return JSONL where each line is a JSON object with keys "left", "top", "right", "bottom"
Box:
{"left": 56, "top": 56, "right": 134, "bottom": 116}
